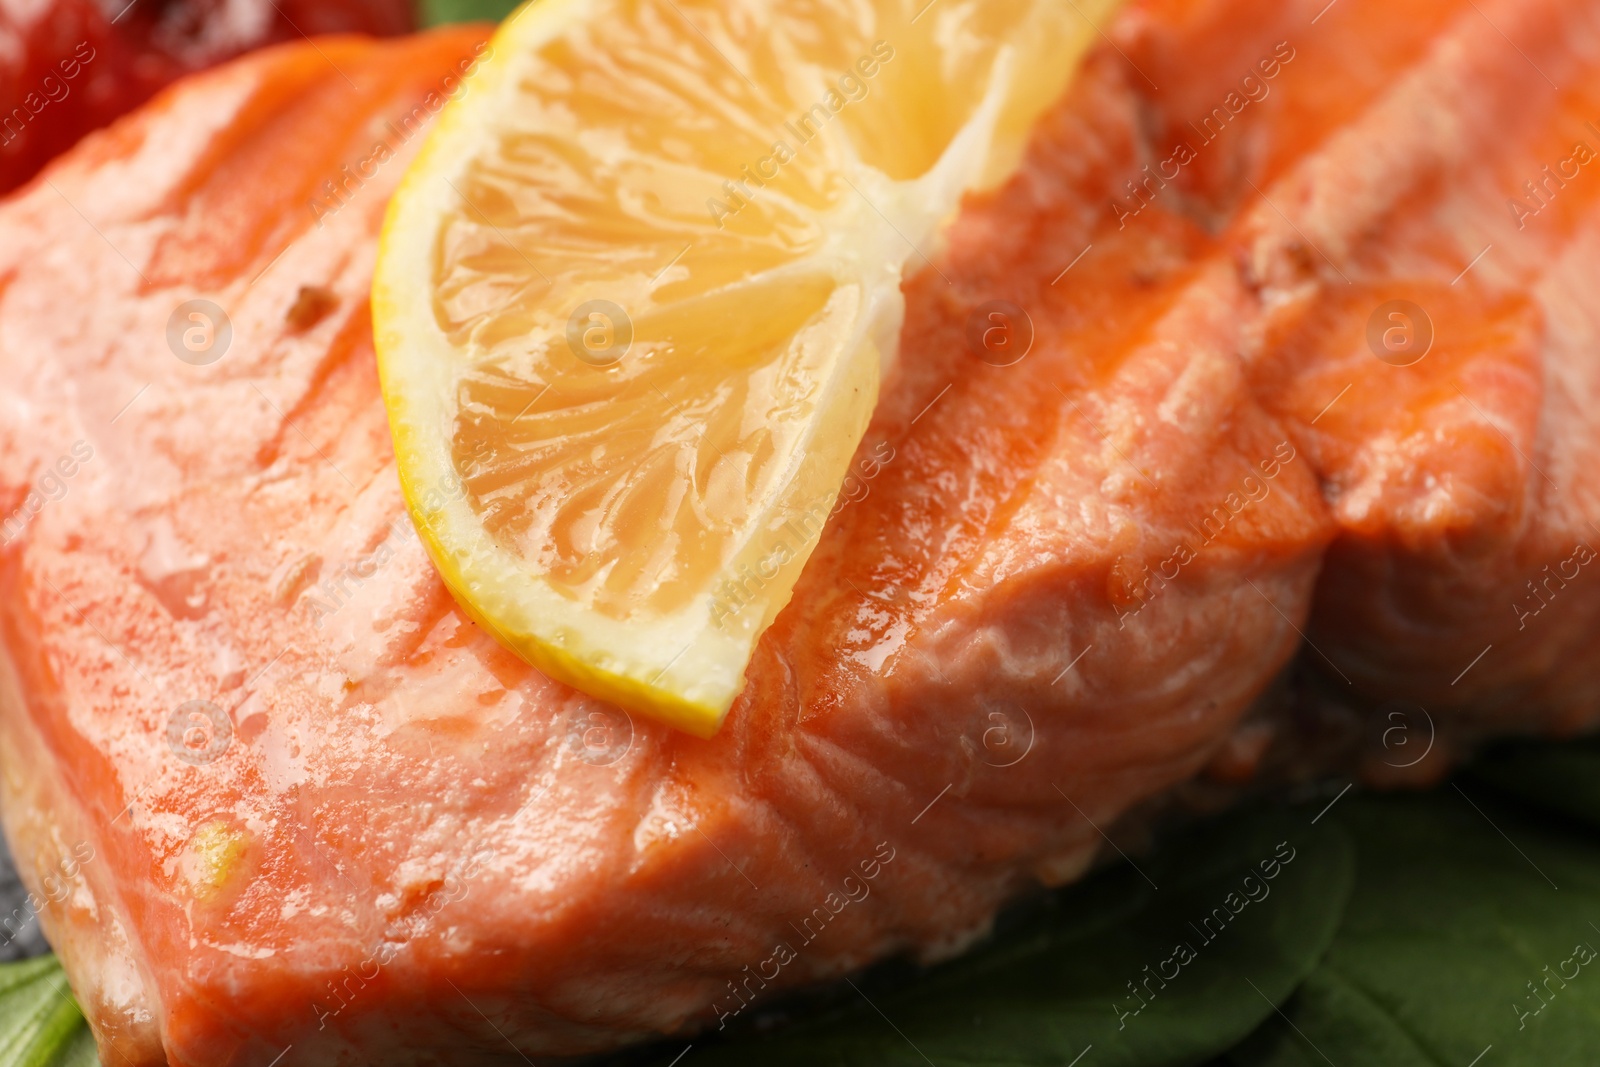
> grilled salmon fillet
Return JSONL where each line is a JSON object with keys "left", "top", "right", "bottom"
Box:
{"left": 1110, "top": 0, "right": 1600, "bottom": 766}
{"left": 4, "top": 0, "right": 1599, "bottom": 1063}
{"left": 1236, "top": 0, "right": 1600, "bottom": 748}
{"left": 0, "top": 17, "right": 1332, "bottom": 1067}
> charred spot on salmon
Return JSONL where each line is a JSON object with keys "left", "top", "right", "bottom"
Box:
{"left": 1285, "top": 240, "right": 1316, "bottom": 278}
{"left": 285, "top": 285, "right": 339, "bottom": 333}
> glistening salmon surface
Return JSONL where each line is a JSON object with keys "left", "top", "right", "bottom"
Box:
{"left": 1, "top": 0, "right": 1599, "bottom": 1064}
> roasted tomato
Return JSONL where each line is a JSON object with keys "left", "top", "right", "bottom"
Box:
{"left": 0, "top": 0, "right": 415, "bottom": 193}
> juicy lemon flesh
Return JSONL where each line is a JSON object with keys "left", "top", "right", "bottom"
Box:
{"left": 375, "top": 0, "right": 1121, "bottom": 735}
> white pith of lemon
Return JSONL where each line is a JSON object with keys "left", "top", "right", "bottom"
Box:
{"left": 374, "top": 0, "right": 1120, "bottom": 736}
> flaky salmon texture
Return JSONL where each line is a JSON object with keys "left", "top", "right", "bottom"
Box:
{"left": 3, "top": 0, "right": 1600, "bottom": 1063}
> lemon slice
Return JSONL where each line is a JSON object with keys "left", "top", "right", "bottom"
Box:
{"left": 374, "top": 0, "right": 1119, "bottom": 736}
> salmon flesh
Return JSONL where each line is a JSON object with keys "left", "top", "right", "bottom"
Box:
{"left": 1, "top": 0, "right": 1598, "bottom": 1063}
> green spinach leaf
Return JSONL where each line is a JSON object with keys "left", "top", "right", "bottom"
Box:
{"left": 420, "top": 0, "right": 524, "bottom": 25}
{"left": 1229, "top": 791, "right": 1600, "bottom": 1067}
{"left": 674, "top": 806, "right": 1353, "bottom": 1067}
{"left": 1470, "top": 737, "right": 1600, "bottom": 832}
{"left": 0, "top": 956, "right": 95, "bottom": 1067}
